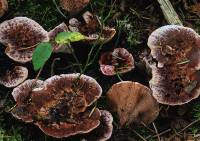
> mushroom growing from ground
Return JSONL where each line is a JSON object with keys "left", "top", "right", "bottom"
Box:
{"left": 69, "top": 11, "right": 116, "bottom": 44}
{"left": 147, "top": 25, "right": 200, "bottom": 105}
{"left": 0, "top": 17, "right": 49, "bottom": 63}
{"left": 99, "top": 48, "right": 134, "bottom": 76}
{"left": 107, "top": 81, "right": 159, "bottom": 126}
{"left": 0, "top": 66, "right": 28, "bottom": 88}
{"left": 60, "top": 0, "right": 90, "bottom": 14}
{"left": 0, "top": 0, "right": 8, "bottom": 17}
{"left": 11, "top": 74, "right": 104, "bottom": 138}
{"left": 82, "top": 110, "right": 113, "bottom": 141}
{"left": 48, "top": 22, "right": 73, "bottom": 54}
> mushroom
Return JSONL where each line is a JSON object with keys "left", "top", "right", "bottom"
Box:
{"left": 0, "top": 0, "right": 8, "bottom": 17}
{"left": 0, "top": 66, "right": 28, "bottom": 88}
{"left": 0, "top": 17, "right": 49, "bottom": 63}
{"left": 99, "top": 48, "right": 134, "bottom": 76}
{"left": 147, "top": 25, "right": 200, "bottom": 68}
{"left": 11, "top": 79, "right": 44, "bottom": 122}
{"left": 11, "top": 74, "right": 103, "bottom": 138}
{"left": 69, "top": 11, "right": 116, "bottom": 44}
{"left": 60, "top": 0, "right": 90, "bottom": 14}
{"left": 147, "top": 25, "right": 200, "bottom": 105}
{"left": 107, "top": 81, "right": 159, "bottom": 126}
{"left": 82, "top": 110, "right": 113, "bottom": 141}
{"left": 48, "top": 22, "right": 73, "bottom": 54}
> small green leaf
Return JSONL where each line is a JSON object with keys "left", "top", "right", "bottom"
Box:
{"left": 32, "top": 42, "right": 53, "bottom": 71}
{"left": 55, "top": 32, "right": 86, "bottom": 44}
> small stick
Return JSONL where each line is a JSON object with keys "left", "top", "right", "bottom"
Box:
{"left": 116, "top": 72, "right": 123, "bottom": 82}
{"left": 51, "top": 58, "right": 61, "bottom": 76}
{"left": 146, "top": 129, "right": 171, "bottom": 139}
{"left": 131, "top": 129, "right": 147, "bottom": 141}
{"left": 157, "top": 0, "right": 183, "bottom": 25}
{"left": 168, "top": 118, "right": 200, "bottom": 140}
{"left": 152, "top": 122, "right": 161, "bottom": 141}
{"left": 141, "top": 122, "right": 156, "bottom": 133}
{"left": 17, "top": 43, "right": 39, "bottom": 51}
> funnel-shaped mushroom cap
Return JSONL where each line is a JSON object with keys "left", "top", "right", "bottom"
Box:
{"left": 149, "top": 62, "right": 200, "bottom": 105}
{"left": 107, "top": 81, "right": 159, "bottom": 126}
{"left": 99, "top": 48, "right": 134, "bottom": 76}
{"left": 0, "top": 0, "right": 8, "bottom": 17}
{"left": 44, "top": 74, "right": 102, "bottom": 106}
{"left": 48, "top": 23, "right": 73, "bottom": 54}
{"left": 11, "top": 74, "right": 103, "bottom": 138}
{"left": 69, "top": 11, "right": 116, "bottom": 44}
{"left": 82, "top": 110, "right": 113, "bottom": 141}
{"left": 60, "top": 0, "right": 90, "bottom": 14}
{"left": 148, "top": 25, "right": 200, "bottom": 68}
{"left": 0, "top": 17, "right": 49, "bottom": 63}
{"left": 0, "top": 66, "right": 28, "bottom": 88}
{"left": 147, "top": 25, "right": 200, "bottom": 105}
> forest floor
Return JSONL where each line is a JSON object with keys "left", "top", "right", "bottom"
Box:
{"left": 1, "top": 0, "right": 200, "bottom": 141}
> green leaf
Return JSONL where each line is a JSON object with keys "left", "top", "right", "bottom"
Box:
{"left": 32, "top": 42, "right": 53, "bottom": 71}
{"left": 55, "top": 32, "right": 86, "bottom": 44}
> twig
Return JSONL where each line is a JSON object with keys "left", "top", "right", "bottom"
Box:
{"left": 17, "top": 43, "right": 39, "bottom": 51}
{"left": 131, "top": 129, "right": 147, "bottom": 141}
{"left": 153, "top": 122, "right": 161, "bottom": 141}
{"left": 145, "top": 129, "right": 171, "bottom": 140}
{"left": 157, "top": 0, "right": 183, "bottom": 25}
{"left": 51, "top": 58, "right": 60, "bottom": 76}
{"left": 116, "top": 72, "right": 123, "bottom": 81}
{"left": 168, "top": 118, "right": 200, "bottom": 140}
{"left": 52, "top": 0, "right": 67, "bottom": 19}
{"left": 141, "top": 122, "right": 156, "bottom": 134}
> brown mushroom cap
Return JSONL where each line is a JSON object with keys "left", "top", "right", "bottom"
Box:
{"left": 147, "top": 25, "right": 200, "bottom": 105}
{"left": 82, "top": 110, "right": 113, "bottom": 141}
{"left": 60, "top": 0, "right": 90, "bottom": 14}
{"left": 148, "top": 25, "right": 200, "bottom": 68}
{"left": 107, "top": 81, "right": 159, "bottom": 126}
{"left": 69, "top": 11, "right": 116, "bottom": 44}
{"left": 149, "top": 60, "right": 200, "bottom": 105}
{"left": 48, "top": 22, "right": 73, "bottom": 54}
{"left": 99, "top": 48, "right": 135, "bottom": 76}
{"left": 36, "top": 108, "right": 101, "bottom": 138}
{"left": 0, "top": 17, "right": 49, "bottom": 63}
{"left": 11, "top": 79, "right": 44, "bottom": 122}
{"left": 11, "top": 74, "right": 103, "bottom": 138}
{"left": 0, "top": 66, "right": 28, "bottom": 88}
{"left": 0, "top": 0, "right": 8, "bottom": 17}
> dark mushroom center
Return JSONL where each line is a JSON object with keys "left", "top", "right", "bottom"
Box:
{"left": 36, "top": 87, "right": 87, "bottom": 124}
{"left": 3, "top": 22, "right": 46, "bottom": 49}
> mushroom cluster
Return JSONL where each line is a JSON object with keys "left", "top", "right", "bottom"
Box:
{"left": 107, "top": 81, "right": 159, "bottom": 126}
{"left": 99, "top": 48, "right": 134, "bottom": 76}
{"left": 69, "top": 11, "right": 116, "bottom": 44}
{"left": 11, "top": 74, "right": 113, "bottom": 139}
{"left": 147, "top": 25, "right": 200, "bottom": 105}
{"left": 0, "top": 17, "right": 49, "bottom": 63}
